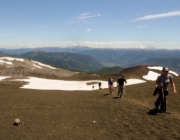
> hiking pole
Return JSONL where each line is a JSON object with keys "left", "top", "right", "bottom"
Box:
{"left": 161, "top": 87, "right": 166, "bottom": 112}
{"left": 162, "top": 87, "right": 164, "bottom": 101}
{"left": 160, "top": 83, "right": 164, "bottom": 101}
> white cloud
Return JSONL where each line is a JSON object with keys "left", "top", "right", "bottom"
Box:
{"left": 134, "top": 10, "right": 180, "bottom": 21}
{"left": 0, "top": 41, "right": 156, "bottom": 49}
{"left": 67, "top": 13, "right": 102, "bottom": 23}
{"left": 80, "top": 41, "right": 155, "bottom": 48}
{"left": 77, "top": 13, "right": 101, "bottom": 19}
{"left": 1, "top": 41, "right": 180, "bottom": 49}
{"left": 87, "top": 28, "right": 92, "bottom": 32}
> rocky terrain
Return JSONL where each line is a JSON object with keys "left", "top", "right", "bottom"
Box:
{"left": 0, "top": 56, "right": 180, "bottom": 140}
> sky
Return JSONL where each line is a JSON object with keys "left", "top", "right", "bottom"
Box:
{"left": 0, "top": 0, "right": 180, "bottom": 49}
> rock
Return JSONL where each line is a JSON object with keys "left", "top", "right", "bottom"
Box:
{"left": 13, "top": 118, "right": 21, "bottom": 126}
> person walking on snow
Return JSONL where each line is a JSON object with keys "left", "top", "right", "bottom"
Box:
{"left": 154, "top": 67, "right": 177, "bottom": 112}
{"left": 108, "top": 77, "right": 114, "bottom": 94}
{"left": 117, "top": 74, "right": 127, "bottom": 98}
{"left": 98, "top": 82, "right": 102, "bottom": 89}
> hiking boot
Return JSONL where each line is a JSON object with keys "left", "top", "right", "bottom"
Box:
{"left": 159, "top": 110, "right": 166, "bottom": 113}
{"left": 154, "top": 107, "right": 159, "bottom": 111}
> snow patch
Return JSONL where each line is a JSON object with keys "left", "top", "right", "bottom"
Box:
{"left": 143, "top": 71, "right": 160, "bottom": 81}
{"left": 0, "top": 57, "right": 24, "bottom": 62}
{"left": 33, "top": 64, "right": 42, "bottom": 69}
{"left": 0, "top": 59, "right": 13, "bottom": 65}
{"left": 12, "top": 77, "right": 146, "bottom": 91}
{"left": 148, "top": 66, "right": 179, "bottom": 76}
{"left": 32, "top": 61, "right": 56, "bottom": 69}
{"left": 0, "top": 76, "right": 11, "bottom": 81}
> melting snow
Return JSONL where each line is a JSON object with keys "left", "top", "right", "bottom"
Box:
{"left": 8, "top": 77, "right": 145, "bottom": 91}
{"left": 0, "top": 57, "right": 24, "bottom": 62}
{"left": 0, "top": 56, "right": 56, "bottom": 70}
{"left": 0, "top": 76, "right": 10, "bottom": 81}
{"left": 148, "top": 66, "right": 179, "bottom": 76}
{"left": 0, "top": 59, "right": 13, "bottom": 65}
{"left": 0, "top": 57, "right": 179, "bottom": 91}
{"left": 33, "top": 64, "right": 42, "bottom": 69}
{"left": 143, "top": 71, "right": 160, "bottom": 81}
{"left": 32, "top": 61, "right": 56, "bottom": 69}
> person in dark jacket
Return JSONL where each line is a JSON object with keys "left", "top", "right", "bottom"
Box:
{"left": 98, "top": 82, "right": 102, "bottom": 89}
{"left": 117, "top": 74, "right": 127, "bottom": 98}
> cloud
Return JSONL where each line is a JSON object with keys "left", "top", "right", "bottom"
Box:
{"left": 77, "top": 13, "right": 101, "bottom": 19}
{"left": 79, "top": 41, "right": 156, "bottom": 48}
{"left": 168, "top": 42, "right": 177, "bottom": 45}
{"left": 67, "top": 13, "right": 101, "bottom": 24}
{"left": 1, "top": 41, "right": 180, "bottom": 49}
{"left": 86, "top": 28, "right": 92, "bottom": 32}
{"left": 134, "top": 10, "right": 180, "bottom": 21}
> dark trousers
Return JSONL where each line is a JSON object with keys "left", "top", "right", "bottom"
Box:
{"left": 154, "top": 88, "right": 168, "bottom": 111}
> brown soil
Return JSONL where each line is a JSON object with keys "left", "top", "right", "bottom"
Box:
{"left": 120, "top": 65, "right": 149, "bottom": 77}
{"left": 0, "top": 76, "right": 180, "bottom": 140}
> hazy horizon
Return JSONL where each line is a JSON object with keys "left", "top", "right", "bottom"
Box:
{"left": 0, "top": 46, "right": 179, "bottom": 50}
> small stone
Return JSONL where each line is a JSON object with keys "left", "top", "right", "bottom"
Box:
{"left": 13, "top": 118, "right": 21, "bottom": 126}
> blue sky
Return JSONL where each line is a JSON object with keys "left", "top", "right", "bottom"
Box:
{"left": 0, "top": 0, "right": 180, "bottom": 49}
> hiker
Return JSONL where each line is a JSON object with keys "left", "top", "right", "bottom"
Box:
{"left": 108, "top": 77, "right": 114, "bottom": 94}
{"left": 117, "top": 74, "right": 127, "bottom": 98}
{"left": 154, "top": 67, "right": 177, "bottom": 112}
{"left": 98, "top": 82, "right": 102, "bottom": 89}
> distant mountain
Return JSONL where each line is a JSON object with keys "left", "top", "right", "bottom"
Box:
{"left": 0, "top": 46, "right": 91, "bottom": 55}
{"left": 79, "top": 48, "right": 180, "bottom": 66}
{"left": 0, "top": 51, "right": 10, "bottom": 56}
{"left": 19, "top": 50, "right": 104, "bottom": 71}
{"left": 2, "top": 47, "right": 180, "bottom": 73}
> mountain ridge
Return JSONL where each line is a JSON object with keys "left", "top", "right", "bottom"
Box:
{"left": 1, "top": 47, "right": 180, "bottom": 72}
{"left": 18, "top": 50, "right": 104, "bottom": 72}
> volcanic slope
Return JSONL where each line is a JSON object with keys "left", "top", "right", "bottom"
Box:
{"left": 0, "top": 56, "right": 78, "bottom": 79}
{"left": 0, "top": 57, "right": 180, "bottom": 140}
